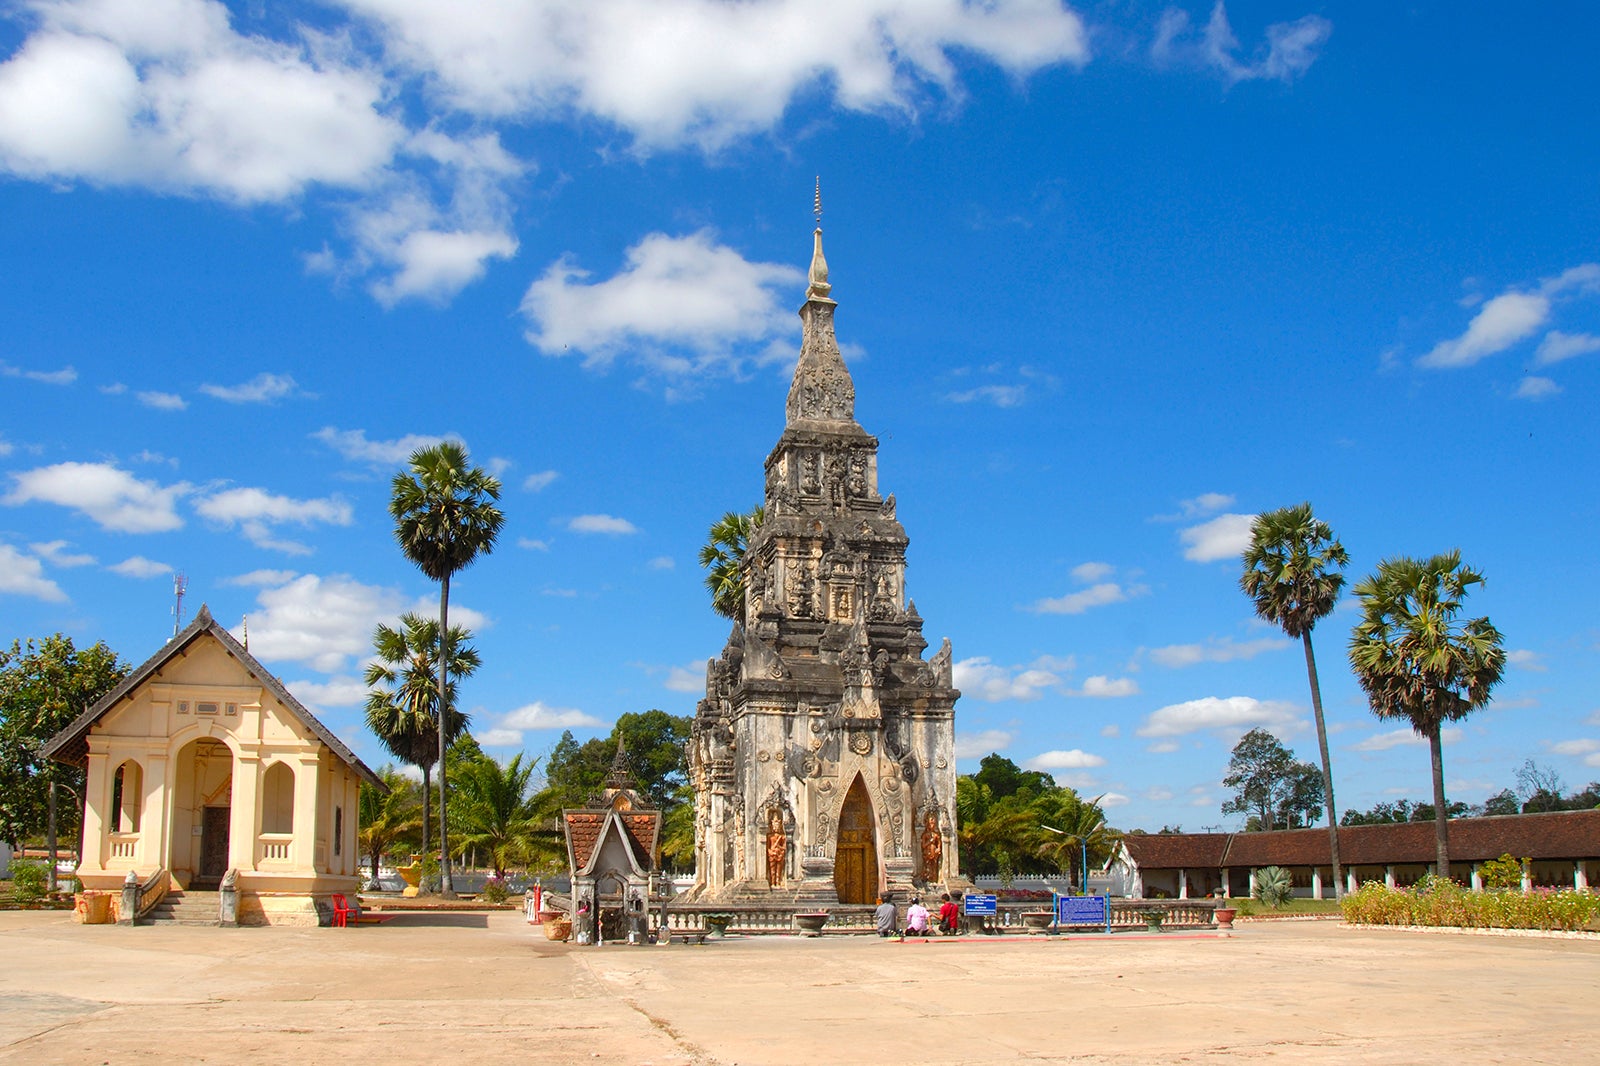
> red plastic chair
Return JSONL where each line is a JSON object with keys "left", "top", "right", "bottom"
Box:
{"left": 331, "top": 893, "right": 357, "bottom": 928}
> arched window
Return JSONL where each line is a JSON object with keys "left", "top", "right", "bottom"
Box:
{"left": 111, "top": 761, "right": 142, "bottom": 833}
{"left": 262, "top": 763, "right": 295, "bottom": 835}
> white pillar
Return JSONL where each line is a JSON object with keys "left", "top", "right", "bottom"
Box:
{"left": 1575, "top": 861, "right": 1586, "bottom": 891}
{"left": 1248, "top": 868, "right": 1258, "bottom": 898}
{"left": 1178, "top": 868, "right": 1189, "bottom": 899}
{"left": 1312, "top": 867, "right": 1323, "bottom": 901}
{"left": 1471, "top": 864, "right": 1483, "bottom": 891}
{"left": 1384, "top": 865, "right": 1395, "bottom": 889}
{"left": 1222, "top": 867, "right": 1232, "bottom": 898}
{"left": 1347, "top": 867, "right": 1358, "bottom": 895}
{"left": 1521, "top": 860, "right": 1532, "bottom": 894}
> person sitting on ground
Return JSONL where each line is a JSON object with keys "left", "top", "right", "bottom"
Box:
{"left": 906, "top": 897, "right": 930, "bottom": 936}
{"left": 938, "top": 892, "right": 960, "bottom": 935}
{"left": 874, "top": 896, "right": 898, "bottom": 938}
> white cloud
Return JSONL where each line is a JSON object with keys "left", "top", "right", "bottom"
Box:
{"left": 108, "top": 555, "right": 172, "bottom": 578}
{"left": 1070, "top": 561, "right": 1114, "bottom": 583}
{"left": 5, "top": 461, "right": 188, "bottom": 532}
{"left": 136, "top": 390, "right": 187, "bottom": 410}
{"left": 647, "top": 556, "right": 675, "bottom": 571}
{"left": 1078, "top": 675, "right": 1139, "bottom": 698}
{"left": 521, "top": 231, "right": 803, "bottom": 376}
{"left": 1148, "top": 635, "right": 1291, "bottom": 668}
{"left": 954, "top": 729, "right": 1015, "bottom": 759}
{"left": 1536, "top": 330, "right": 1600, "bottom": 365}
{"left": 1549, "top": 739, "right": 1600, "bottom": 757}
{"left": 1099, "top": 723, "right": 1120, "bottom": 738}
{"left": 1098, "top": 792, "right": 1130, "bottom": 808}
{"left": 223, "top": 568, "right": 299, "bottom": 587}
{"left": 1506, "top": 649, "right": 1546, "bottom": 672}
{"left": 517, "top": 538, "right": 550, "bottom": 551}
{"left": 664, "top": 662, "right": 705, "bottom": 693}
{"left": 1179, "top": 512, "right": 1255, "bottom": 562}
{"left": 236, "top": 572, "right": 406, "bottom": 672}
{"left": 1, "top": 361, "right": 77, "bottom": 385}
{"left": 195, "top": 486, "right": 353, "bottom": 553}
{"left": 370, "top": 226, "right": 518, "bottom": 307}
{"left": 312, "top": 426, "right": 459, "bottom": 464}
{"left": 1514, "top": 376, "right": 1561, "bottom": 401}
{"left": 1180, "top": 492, "right": 1234, "bottom": 518}
{"left": 952, "top": 656, "right": 1061, "bottom": 702}
{"left": 1153, "top": 3, "right": 1331, "bottom": 84}
{"left": 1026, "top": 749, "right": 1106, "bottom": 770}
{"left": 1350, "top": 726, "right": 1463, "bottom": 752}
{"left": 475, "top": 728, "right": 525, "bottom": 748}
{"left": 1136, "top": 695, "right": 1299, "bottom": 738}
{"left": 500, "top": 701, "right": 605, "bottom": 730}
{"left": 285, "top": 675, "right": 367, "bottom": 708}
{"left": 568, "top": 514, "right": 638, "bottom": 535}
{"left": 1029, "top": 581, "right": 1147, "bottom": 615}
{"left": 199, "top": 372, "right": 298, "bottom": 403}
{"left": 0, "top": 436, "right": 12, "bottom": 456}
{"left": 407, "top": 596, "right": 489, "bottom": 634}
{"left": 340, "top": 0, "right": 1089, "bottom": 150}
{"left": 29, "top": 540, "right": 96, "bottom": 567}
{"left": 1146, "top": 740, "right": 1180, "bottom": 754}
{"left": 522, "top": 470, "right": 559, "bottom": 492}
{"left": 1587, "top": 753, "right": 1600, "bottom": 769}
{"left": 946, "top": 384, "right": 1027, "bottom": 407}
{"left": 0, "top": 544, "right": 68, "bottom": 601}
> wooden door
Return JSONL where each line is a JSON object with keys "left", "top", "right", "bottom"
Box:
{"left": 200, "top": 806, "right": 231, "bottom": 880}
{"left": 833, "top": 777, "right": 877, "bottom": 904}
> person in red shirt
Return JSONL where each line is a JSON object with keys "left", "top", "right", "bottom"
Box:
{"left": 938, "top": 892, "right": 960, "bottom": 935}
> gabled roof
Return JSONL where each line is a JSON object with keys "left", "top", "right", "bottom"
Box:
{"left": 563, "top": 800, "right": 661, "bottom": 877}
{"left": 42, "top": 605, "right": 383, "bottom": 789}
{"left": 1121, "top": 810, "right": 1600, "bottom": 870}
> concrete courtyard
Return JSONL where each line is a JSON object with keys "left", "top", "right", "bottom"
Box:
{"left": 2, "top": 911, "right": 1595, "bottom": 1064}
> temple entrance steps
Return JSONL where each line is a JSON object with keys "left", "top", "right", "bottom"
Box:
{"left": 144, "top": 889, "right": 221, "bottom": 926}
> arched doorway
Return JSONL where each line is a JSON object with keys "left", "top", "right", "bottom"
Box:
{"left": 171, "top": 737, "right": 233, "bottom": 887}
{"left": 833, "top": 775, "right": 878, "bottom": 904}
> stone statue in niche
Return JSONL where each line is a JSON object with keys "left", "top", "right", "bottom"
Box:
{"left": 920, "top": 810, "right": 943, "bottom": 882}
{"left": 847, "top": 455, "right": 868, "bottom": 497}
{"left": 791, "top": 564, "right": 817, "bottom": 618}
{"left": 765, "top": 807, "right": 786, "bottom": 887}
{"left": 833, "top": 586, "right": 853, "bottom": 620}
{"left": 824, "top": 451, "right": 847, "bottom": 511}
{"left": 872, "top": 647, "right": 889, "bottom": 684}
{"left": 801, "top": 453, "right": 820, "bottom": 495}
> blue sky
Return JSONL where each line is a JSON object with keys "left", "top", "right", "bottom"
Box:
{"left": 2, "top": 0, "right": 1597, "bottom": 832}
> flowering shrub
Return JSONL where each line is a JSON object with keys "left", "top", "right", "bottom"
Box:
{"left": 1341, "top": 877, "right": 1600, "bottom": 931}
{"left": 479, "top": 877, "right": 509, "bottom": 905}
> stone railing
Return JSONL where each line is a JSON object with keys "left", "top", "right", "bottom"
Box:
{"left": 660, "top": 902, "right": 882, "bottom": 936}
{"left": 119, "top": 867, "right": 169, "bottom": 925}
{"left": 259, "top": 834, "right": 292, "bottom": 862}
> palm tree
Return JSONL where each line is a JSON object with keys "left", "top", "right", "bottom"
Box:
{"left": 390, "top": 441, "right": 504, "bottom": 898}
{"left": 1239, "top": 503, "right": 1348, "bottom": 896}
{"left": 450, "top": 753, "right": 560, "bottom": 878}
{"left": 1037, "top": 793, "right": 1119, "bottom": 893}
{"left": 1348, "top": 551, "right": 1506, "bottom": 879}
{"left": 363, "top": 613, "right": 477, "bottom": 864}
{"left": 358, "top": 767, "right": 422, "bottom": 887}
{"left": 698, "top": 506, "right": 763, "bottom": 620}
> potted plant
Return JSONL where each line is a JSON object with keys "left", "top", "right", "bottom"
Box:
{"left": 702, "top": 912, "right": 735, "bottom": 939}
{"left": 1143, "top": 908, "right": 1165, "bottom": 932}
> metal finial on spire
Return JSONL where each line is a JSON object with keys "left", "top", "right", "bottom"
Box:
{"left": 806, "top": 178, "right": 831, "bottom": 301}
{"left": 813, "top": 176, "right": 822, "bottom": 225}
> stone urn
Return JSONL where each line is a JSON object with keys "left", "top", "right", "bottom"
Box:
{"left": 794, "top": 912, "right": 829, "bottom": 937}
{"left": 1021, "top": 911, "right": 1055, "bottom": 934}
{"left": 396, "top": 860, "right": 423, "bottom": 898}
{"left": 542, "top": 916, "right": 572, "bottom": 942}
{"left": 703, "top": 913, "right": 735, "bottom": 939}
{"left": 1214, "top": 907, "right": 1237, "bottom": 933}
{"left": 1143, "top": 909, "right": 1165, "bottom": 933}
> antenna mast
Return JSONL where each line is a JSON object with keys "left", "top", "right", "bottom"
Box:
{"left": 172, "top": 572, "right": 188, "bottom": 637}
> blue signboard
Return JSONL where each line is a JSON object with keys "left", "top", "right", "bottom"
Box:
{"left": 963, "top": 893, "right": 997, "bottom": 916}
{"left": 1057, "top": 894, "right": 1108, "bottom": 925}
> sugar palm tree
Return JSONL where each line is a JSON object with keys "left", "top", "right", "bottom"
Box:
{"left": 390, "top": 441, "right": 504, "bottom": 898}
{"left": 450, "top": 753, "right": 561, "bottom": 879}
{"left": 363, "top": 613, "right": 477, "bottom": 868}
{"left": 1348, "top": 551, "right": 1506, "bottom": 879}
{"left": 698, "top": 506, "right": 763, "bottom": 620}
{"left": 1037, "top": 793, "right": 1119, "bottom": 893}
{"left": 1239, "top": 503, "right": 1348, "bottom": 896}
{"left": 358, "top": 767, "right": 422, "bottom": 887}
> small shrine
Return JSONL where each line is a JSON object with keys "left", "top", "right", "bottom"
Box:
{"left": 561, "top": 740, "right": 662, "bottom": 943}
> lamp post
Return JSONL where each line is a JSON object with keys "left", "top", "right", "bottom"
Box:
{"left": 1040, "top": 824, "right": 1087, "bottom": 895}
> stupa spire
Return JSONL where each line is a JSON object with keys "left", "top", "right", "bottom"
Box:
{"left": 786, "top": 179, "right": 855, "bottom": 427}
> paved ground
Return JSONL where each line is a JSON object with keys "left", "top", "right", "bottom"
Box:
{"left": 3, "top": 912, "right": 1596, "bottom": 1064}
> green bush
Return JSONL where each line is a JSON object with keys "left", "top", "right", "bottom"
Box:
{"left": 9, "top": 859, "right": 48, "bottom": 902}
{"left": 478, "top": 877, "right": 509, "bottom": 904}
{"left": 1479, "top": 854, "right": 1526, "bottom": 890}
{"left": 1254, "top": 866, "right": 1295, "bottom": 909}
{"left": 1341, "top": 879, "right": 1600, "bottom": 931}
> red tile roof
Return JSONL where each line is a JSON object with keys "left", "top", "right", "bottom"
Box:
{"left": 1123, "top": 810, "right": 1600, "bottom": 870}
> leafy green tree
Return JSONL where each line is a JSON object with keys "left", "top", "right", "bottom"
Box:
{"left": 1348, "top": 551, "right": 1506, "bottom": 878}
{"left": 698, "top": 506, "right": 763, "bottom": 620}
{"left": 389, "top": 440, "right": 504, "bottom": 898}
{"left": 363, "top": 613, "right": 476, "bottom": 863}
{"left": 542, "top": 711, "right": 691, "bottom": 811}
{"left": 955, "top": 757, "right": 1118, "bottom": 881}
{"left": 1253, "top": 865, "right": 1295, "bottom": 908}
{"left": 972, "top": 753, "right": 1055, "bottom": 802}
{"left": 358, "top": 768, "right": 421, "bottom": 886}
{"left": 658, "top": 784, "right": 696, "bottom": 872}
{"left": 0, "top": 636, "right": 126, "bottom": 891}
{"left": 1481, "top": 790, "right": 1521, "bottom": 817}
{"left": 1240, "top": 503, "right": 1348, "bottom": 893}
{"left": 1221, "top": 729, "right": 1315, "bottom": 832}
{"left": 450, "top": 752, "right": 559, "bottom": 878}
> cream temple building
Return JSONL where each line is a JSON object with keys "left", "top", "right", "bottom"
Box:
{"left": 44, "top": 606, "right": 380, "bottom": 925}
